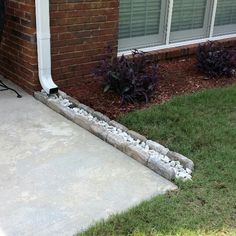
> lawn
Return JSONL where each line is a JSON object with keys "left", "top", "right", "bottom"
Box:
{"left": 79, "top": 85, "right": 236, "bottom": 236}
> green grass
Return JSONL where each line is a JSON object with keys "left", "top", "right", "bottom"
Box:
{"left": 79, "top": 85, "right": 236, "bottom": 236}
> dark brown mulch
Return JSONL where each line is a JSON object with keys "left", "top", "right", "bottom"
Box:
{"left": 63, "top": 57, "right": 236, "bottom": 119}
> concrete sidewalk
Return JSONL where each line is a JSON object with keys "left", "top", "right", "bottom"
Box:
{"left": 0, "top": 79, "right": 177, "bottom": 236}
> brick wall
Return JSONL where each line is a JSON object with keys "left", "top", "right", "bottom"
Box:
{"left": 50, "top": 0, "right": 119, "bottom": 89}
{"left": 0, "top": 0, "right": 39, "bottom": 93}
{"left": 0, "top": 1, "right": 234, "bottom": 94}
{"left": 145, "top": 37, "right": 236, "bottom": 61}
{"left": 0, "top": 0, "right": 119, "bottom": 93}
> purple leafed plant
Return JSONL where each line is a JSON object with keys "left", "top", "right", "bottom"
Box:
{"left": 197, "top": 41, "right": 236, "bottom": 79}
{"left": 95, "top": 48, "right": 158, "bottom": 104}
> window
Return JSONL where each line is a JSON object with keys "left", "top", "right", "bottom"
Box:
{"left": 119, "top": 0, "right": 167, "bottom": 50}
{"left": 170, "top": 0, "right": 211, "bottom": 42}
{"left": 214, "top": 0, "right": 236, "bottom": 36}
{"left": 118, "top": 0, "right": 236, "bottom": 52}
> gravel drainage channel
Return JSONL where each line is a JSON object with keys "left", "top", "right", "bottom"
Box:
{"left": 34, "top": 90, "right": 194, "bottom": 182}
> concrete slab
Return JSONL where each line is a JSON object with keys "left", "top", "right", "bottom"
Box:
{"left": 0, "top": 79, "right": 177, "bottom": 236}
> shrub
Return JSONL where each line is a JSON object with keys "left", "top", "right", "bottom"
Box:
{"left": 197, "top": 41, "right": 235, "bottom": 79}
{"left": 95, "top": 49, "right": 158, "bottom": 104}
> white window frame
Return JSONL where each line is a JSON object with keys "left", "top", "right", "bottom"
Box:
{"left": 169, "top": 0, "right": 213, "bottom": 43}
{"left": 213, "top": 0, "right": 236, "bottom": 37}
{"left": 118, "top": 0, "right": 168, "bottom": 51}
{"left": 118, "top": 0, "right": 236, "bottom": 56}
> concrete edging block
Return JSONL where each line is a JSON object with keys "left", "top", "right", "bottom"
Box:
{"left": 127, "top": 130, "right": 147, "bottom": 142}
{"left": 146, "top": 140, "right": 169, "bottom": 156}
{"left": 67, "top": 96, "right": 81, "bottom": 108}
{"left": 109, "top": 120, "right": 128, "bottom": 132}
{"left": 90, "top": 123, "right": 108, "bottom": 141}
{"left": 125, "top": 145, "right": 149, "bottom": 165}
{"left": 77, "top": 103, "right": 95, "bottom": 115}
{"left": 34, "top": 92, "right": 48, "bottom": 105}
{"left": 58, "top": 90, "right": 69, "bottom": 99}
{"left": 93, "top": 111, "right": 110, "bottom": 123}
{"left": 167, "top": 151, "right": 194, "bottom": 171}
{"left": 73, "top": 115, "right": 94, "bottom": 132}
{"left": 106, "top": 133, "right": 128, "bottom": 152}
{"left": 34, "top": 91, "right": 194, "bottom": 182}
{"left": 147, "top": 155, "right": 175, "bottom": 180}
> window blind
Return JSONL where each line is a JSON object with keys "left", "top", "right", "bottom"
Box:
{"left": 171, "top": 0, "right": 207, "bottom": 32}
{"left": 215, "top": 0, "right": 236, "bottom": 26}
{"left": 118, "top": 0, "right": 236, "bottom": 52}
{"left": 119, "top": 0, "right": 161, "bottom": 39}
{"left": 169, "top": 0, "right": 210, "bottom": 43}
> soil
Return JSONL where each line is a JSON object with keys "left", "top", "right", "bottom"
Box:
{"left": 64, "top": 57, "right": 236, "bottom": 119}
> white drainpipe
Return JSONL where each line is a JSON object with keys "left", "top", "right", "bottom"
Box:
{"left": 35, "top": 0, "right": 58, "bottom": 94}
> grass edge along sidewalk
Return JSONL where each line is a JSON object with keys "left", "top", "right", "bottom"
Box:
{"left": 79, "top": 84, "right": 236, "bottom": 236}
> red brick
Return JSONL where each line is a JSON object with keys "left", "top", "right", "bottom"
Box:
{"left": 0, "top": 0, "right": 38, "bottom": 92}
{"left": 1, "top": 0, "right": 235, "bottom": 94}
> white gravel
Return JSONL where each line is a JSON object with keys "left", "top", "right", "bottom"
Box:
{"left": 49, "top": 94, "right": 192, "bottom": 181}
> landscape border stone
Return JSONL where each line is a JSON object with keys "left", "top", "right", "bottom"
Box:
{"left": 147, "top": 155, "right": 176, "bottom": 181}
{"left": 109, "top": 120, "right": 129, "bottom": 132}
{"left": 167, "top": 151, "right": 194, "bottom": 171}
{"left": 106, "top": 133, "right": 127, "bottom": 152}
{"left": 125, "top": 145, "right": 149, "bottom": 165}
{"left": 90, "top": 123, "right": 108, "bottom": 141}
{"left": 34, "top": 90, "right": 194, "bottom": 182}
{"left": 127, "top": 130, "right": 147, "bottom": 143}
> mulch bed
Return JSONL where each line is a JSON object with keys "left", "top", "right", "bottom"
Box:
{"left": 64, "top": 56, "right": 236, "bottom": 119}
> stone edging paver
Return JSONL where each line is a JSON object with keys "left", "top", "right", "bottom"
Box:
{"left": 34, "top": 90, "right": 194, "bottom": 181}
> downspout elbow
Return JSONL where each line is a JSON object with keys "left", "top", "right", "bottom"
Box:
{"left": 38, "top": 70, "right": 58, "bottom": 95}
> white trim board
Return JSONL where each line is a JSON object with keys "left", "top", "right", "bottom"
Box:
{"left": 118, "top": 34, "right": 236, "bottom": 57}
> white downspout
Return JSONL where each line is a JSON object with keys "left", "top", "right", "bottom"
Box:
{"left": 35, "top": 0, "right": 58, "bottom": 94}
